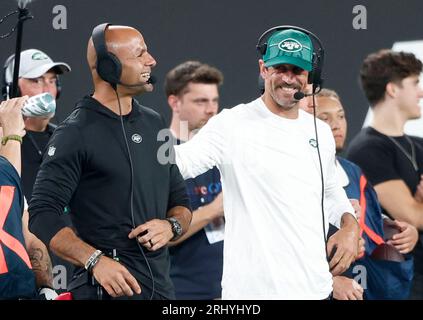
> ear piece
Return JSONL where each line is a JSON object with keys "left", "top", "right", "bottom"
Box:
{"left": 91, "top": 23, "right": 122, "bottom": 86}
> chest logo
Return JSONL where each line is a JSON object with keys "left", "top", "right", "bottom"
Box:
{"left": 132, "top": 134, "right": 142, "bottom": 144}
{"left": 309, "top": 139, "right": 318, "bottom": 148}
{"left": 47, "top": 146, "right": 56, "bottom": 156}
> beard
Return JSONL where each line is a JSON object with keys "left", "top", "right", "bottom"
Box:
{"left": 270, "top": 81, "right": 302, "bottom": 110}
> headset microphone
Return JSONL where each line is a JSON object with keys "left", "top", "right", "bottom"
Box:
{"left": 116, "top": 75, "right": 157, "bottom": 88}
{"left": 293, "top": 91, "right": 313, "bottom": 100}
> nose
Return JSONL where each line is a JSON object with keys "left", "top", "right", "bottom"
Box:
{"left": 41, "top": 81, "right": 57, "bottom": 98}
{"left": 145, "top": 52, "right": 157, "bottom": 68}
{"left": 330, "top": 119, "right": 341, "bottom": 132}
{"left": 206, "top": 102, "right": 218, "bottom": 115}
{"left": 279, "top": 69, "right": 297, "bottom": 84}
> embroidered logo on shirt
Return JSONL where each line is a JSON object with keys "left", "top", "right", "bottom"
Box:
{"left": 47, "top": 146, "right": 56, "bottom": 156}
{"left": 131, "top": 134, "right": 142, "bottom": 144}
{"left": 309, "top": 138, "right": 318, "bottom": 148}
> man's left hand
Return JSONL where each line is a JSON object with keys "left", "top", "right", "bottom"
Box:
{"left": 327, "top": 214, "right": 360, "bottom": 276}
{"left": 128, "top": 219, "right": 173, "bottom": 251}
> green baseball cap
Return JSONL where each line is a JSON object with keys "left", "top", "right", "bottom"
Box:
{"left": 263, "top": 29, "right": 313, "bottom": 71}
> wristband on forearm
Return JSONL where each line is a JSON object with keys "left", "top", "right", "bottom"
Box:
{"left": 84, "top": 249, "right": 103, "bottom": 273}
{"left": 1, "top": 134, "right": 22, "bottom": 146}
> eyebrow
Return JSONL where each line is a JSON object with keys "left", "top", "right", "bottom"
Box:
{"left": 192, "top": 98, "right": 213, "bottom": 102}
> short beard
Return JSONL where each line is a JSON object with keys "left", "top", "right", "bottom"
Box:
{"left": 270, "top": 82, "right": 301, "bottom": 110}
{"left": 269, "top": 89, "right": 297, "bottom": 110}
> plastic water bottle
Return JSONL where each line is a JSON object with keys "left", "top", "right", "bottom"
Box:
{"left": 21, "top": 92, "right": 56, "bottom": 118}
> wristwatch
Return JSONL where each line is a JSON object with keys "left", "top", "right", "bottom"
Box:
{"left": 166, "top": 217, "right": 183, "bottom": 241}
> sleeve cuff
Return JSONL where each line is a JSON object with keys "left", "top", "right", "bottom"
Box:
{"left": 28, "top": 210, "right": 68, "bottom": 247}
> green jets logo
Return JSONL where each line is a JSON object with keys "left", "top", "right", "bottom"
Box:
{"left": 309, "top": 139, "right": 318, "bottom": 148}
{"left": 278, "top": 38, "right": 302, "bottom": 52}
{"left": 32, "top": 52, "right": 48, "bottom": 60}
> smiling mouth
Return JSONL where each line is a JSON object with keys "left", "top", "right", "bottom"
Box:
{"left": 277, "top": 85, "right": 301, "bottom": 95}
{"left": 141, "top": 72, "right": 151, "bottom": 81}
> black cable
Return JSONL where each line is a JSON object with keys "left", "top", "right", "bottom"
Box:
{"left": 311, "top": 93, "right": 329, "bottom": 262}
{"left": 114, "top": 89, "right": 155, "bottom": 301}
{"left": 0, "top": 11, "right": 18, "bottom": 39}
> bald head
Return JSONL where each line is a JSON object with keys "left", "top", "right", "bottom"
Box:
{"left": 87, "top": 26, "right": 144, "bottom": 70}
{"left": 87, "top": 25, "right": 156, "bottom": 93}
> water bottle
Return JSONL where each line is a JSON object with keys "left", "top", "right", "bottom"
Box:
{"left": 21, "top": 92, "right": 56, "bottom": 118}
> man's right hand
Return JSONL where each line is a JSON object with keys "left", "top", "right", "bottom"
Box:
{"left": 0, "top": 96, "right": 28, "bottom": 137}
{"left": 91, "top": 255, "right": 141, "bottom": 298}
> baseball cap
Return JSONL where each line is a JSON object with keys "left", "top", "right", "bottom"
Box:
{"left": 4, "top": 49, "right": 71, "bottom": 83}
{"left": 263, "top": 29, "right": 314, "bottom": 71}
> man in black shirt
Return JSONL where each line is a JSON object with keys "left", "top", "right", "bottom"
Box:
{"left": 3, "top": 49, "right": 71, "bottom": 200}
{"left": 29, "top": 24, "right": 192, "bottom": 300}
{"left": 347, "top": 49, "right": 423, "bottom": 299}
{"left": 3, "top": 49, "right": 73, "bottom": 293}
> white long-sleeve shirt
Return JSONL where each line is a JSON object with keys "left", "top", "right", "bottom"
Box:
{"left": 175, "top": 97, "right": 354, "bottom": 299}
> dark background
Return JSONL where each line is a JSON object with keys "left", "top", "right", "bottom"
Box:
{"left": 1, "top": 0, "right": 422, "bottom": 145}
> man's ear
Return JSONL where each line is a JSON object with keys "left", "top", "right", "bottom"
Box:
{"left": 385, "top": 82, "right": 398, "bottom": 99}
{"left": 167, "top": 95, "right": 180, "bottom": 113}
{"left": 259, "top": 59, "right": 268, "bottom": 80}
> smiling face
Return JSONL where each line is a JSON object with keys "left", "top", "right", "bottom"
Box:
{"left": 87, "top": 26, "right": 157, "bottom": 95}
{"left": 314, "top": 95, "right": 347, "bottom": 152}
{"left": 112, "top": 28, "right": 157, "bottom": 94}
{"left": 259, "top": 61, "right": 309, "bottom": 111}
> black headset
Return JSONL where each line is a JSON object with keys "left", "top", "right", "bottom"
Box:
{"left": 256, "top": 25, "right": 325, "bottom": 92}
{"left": 2, "top": 53, "right": 62, "bottom": 100}
{"left": 91, "top": 23, "right": 122, "bottom": 87}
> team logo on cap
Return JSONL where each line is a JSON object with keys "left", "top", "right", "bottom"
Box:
{"left": 278, "top": 38, "right": 303, "bottom": 52}
{"left": 32, "top": 52, "right": 48, "bottom": 60}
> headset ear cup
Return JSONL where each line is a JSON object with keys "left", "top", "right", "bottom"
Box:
{"left": 308, "top": 52, "right": 323, "bottom": 89}
{"left": 257, "top": 43, "right": 268, "bottom": 56}
{"left": 313, "top": 56, "right": 323, "bottom": 89}
{"left": 96, "top": 53, "right": 122, "bottom": 85}
{"left": 55, "top": 75, "right": 62, "bottom": 99}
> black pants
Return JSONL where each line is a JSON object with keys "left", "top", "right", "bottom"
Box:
{"left": 71, "top": 282, "right": 168, "bottom": 300}
{"left": 69, "top": 270, "right": 168, "bottom": 300}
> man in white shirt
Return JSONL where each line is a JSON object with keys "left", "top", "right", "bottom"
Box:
{"left": 174, "top": 26, "right": 360, "bottom": 299}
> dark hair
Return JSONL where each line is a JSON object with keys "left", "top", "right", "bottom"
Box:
{"left": 164, "top": 61, "right": 223, "bottom": 97}
{"left": 360, "top": 49, "right": 422, "bottom": 106}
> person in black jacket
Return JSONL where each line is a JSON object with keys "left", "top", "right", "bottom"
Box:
{"left": 28, "top": 24, "right": 192, "bottom": 300}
